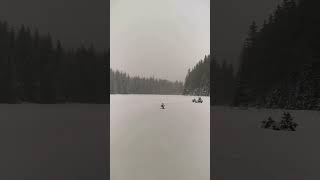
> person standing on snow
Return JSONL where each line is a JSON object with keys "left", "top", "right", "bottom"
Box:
{"left": 161, "top": 103, "right": 165, "bottom": 109}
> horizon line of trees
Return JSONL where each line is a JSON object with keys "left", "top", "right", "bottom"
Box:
{"left": 110, "top": 69, "right": 184, "bottom": 95}
{"left": 233, "top": 0, "right": 320, "bottom": 109}
{"left": 0, "top": 19, "right": 108, "bottom": 104}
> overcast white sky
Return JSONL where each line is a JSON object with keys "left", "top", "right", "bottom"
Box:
{"left": 111, "top": 0, "right": 209, "bottom": 82}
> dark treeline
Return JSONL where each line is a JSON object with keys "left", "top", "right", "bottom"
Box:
{"left": 183, "top": 54, "right": 235, "bottom": 105}
{"left": 0, "top": 20, "right": 108, "bottom": 103}
{"left": 110, "top": 69, "right": 184, "bottom": 95}
{"left": 211, "top": 56, "right": 236, "bottom": 105}
{"left": 183, "top": 55, "right": 210, "bottom": 96}
{"left": 234, "top": 0, "right": 320, "bottom": 109}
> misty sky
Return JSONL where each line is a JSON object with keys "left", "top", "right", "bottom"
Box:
{"left": 0, "top": 0, "right": 108, "bottom": 51}
{"left": 111, "top": 0, "right": 210, "bottom": 82}
{"left": 213, "top": 0, "right": 282, "bottom": 68}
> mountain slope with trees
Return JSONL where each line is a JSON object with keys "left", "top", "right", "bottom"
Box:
{"left": 234, "top": 0, "right": 320, "bottom": 109}
{"left": 0, "top": 20, "right": 108, "bottom": 103}
{"left": 183, "top": 55, "right": 210, "bottom": 96}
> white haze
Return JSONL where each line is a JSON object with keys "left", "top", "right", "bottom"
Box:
{"left": 111, "top": 0, "right": 210, "bottom": 81}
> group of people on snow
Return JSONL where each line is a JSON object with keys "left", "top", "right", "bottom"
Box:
{"left": 192, "top": 97, "right": 203, "bottom": 103}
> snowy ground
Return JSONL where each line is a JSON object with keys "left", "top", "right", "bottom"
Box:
{"left": 212, "top": 106, "right": 320, "bottom": 180}
{"left": 111, "top": 95, "right": 210, "bottom": 180}
{"left": 0, "top": 104, "right": 108, "bottom": 180}
{"left": 6, "top": 100, "right": 317, "bottom": 179}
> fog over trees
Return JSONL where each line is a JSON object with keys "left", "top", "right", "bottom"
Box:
{"left": 110, "top": 69, "right": 184, "bottom": 95}
{"left": 110, "top": 53, "right": 237, "bottom": 105}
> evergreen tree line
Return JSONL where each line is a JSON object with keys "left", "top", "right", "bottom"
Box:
{"left": 110, "top": 69, "right": 184, "bottom": 95}
{"left": 0, "top": 20, "right": 108, "bottom": 103}
{"left": 211, "top": 57, "right": 236, "bottom": 105}
{"left": 183, "top": 54, "right": 235, "bottom": 105}
{"left": 234, "top": 0, "right": 320, "bottom": 109}
{"left": 183, "top": 55, "right": 210, "bottom": 96}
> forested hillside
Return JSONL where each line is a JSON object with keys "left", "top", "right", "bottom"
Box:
{"left": 110, "top": 69, "right": 184, "bottom": 95}
{"left": 234, "top": 0, "right": 320, "bottom": 109}
{"left": 0, "top": 20, "right": 108, "bottom": 103}
{"left": 183, "top": 55, "right": 210, "bottom": 96}
{"left": 183, "top": 55, "right": 235, "bottom": 105}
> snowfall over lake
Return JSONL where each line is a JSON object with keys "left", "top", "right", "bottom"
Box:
{"left": 212, "top": 106, "right": 320, "bottom": 180}
{"left": 111, "top": 95, "right": 210, "bottom": 180}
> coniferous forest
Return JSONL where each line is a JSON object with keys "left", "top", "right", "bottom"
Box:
{"left": 183, "top": 55, "right": 210, "bottom": 96}
{"left": 211, "top": 57, "right": 235, "bottom": 105}
{"left": 110, "top": 55, "right": 234, "bottom": 97}
{"left": 234, "top": 0, "right": 320, "bottom": 109}
{"left": 0, "top": 20, "right": 108, "bottom": 104}
{"left": 110, "top": 69, "right": 184, "bottom": 95}
{"left": 183, "top": 54, "right": 235, "bottom": 106}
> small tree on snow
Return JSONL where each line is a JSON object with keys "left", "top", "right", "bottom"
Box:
{"left": 261, "top": 116, "right": 275, "bottom": 129}
{"left": 280, "top": 112, "right": 298, "bottom": 131}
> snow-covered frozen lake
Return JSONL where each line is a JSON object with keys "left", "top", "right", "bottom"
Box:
{"left": 111, "top": 95, "right": 210, "bottom": 180}
{"left": 212, "top": 106, "right": 320, "bottom": 180}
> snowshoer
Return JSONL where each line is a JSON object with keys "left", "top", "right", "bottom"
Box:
{"left": 160, "top": 103, "right": 165, "bottom": 109}
{"left": 198, "top": 97, "right": 203, "bottom": 103}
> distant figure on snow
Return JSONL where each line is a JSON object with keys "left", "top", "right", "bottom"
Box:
{"left": 160, "top": 103, "right": 165, "bottom": 109}
{"left": 198, "top": 97, "right": 203, "bottom": 103}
